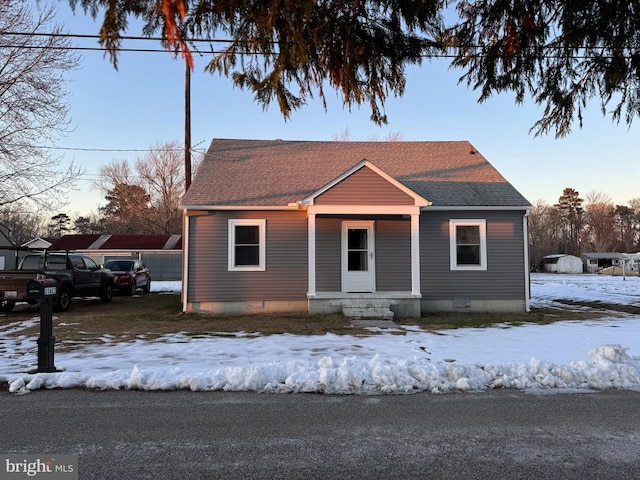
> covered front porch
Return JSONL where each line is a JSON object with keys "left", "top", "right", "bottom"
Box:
{"left": 302, "top": 161, "right": 429, "bottom": 320}
{"left": 305, "top": 211, "right": 423, "bottom": 320}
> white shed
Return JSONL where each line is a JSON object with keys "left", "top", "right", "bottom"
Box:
{"left": 543, "top": 254, "right": 583, "bottom": 274}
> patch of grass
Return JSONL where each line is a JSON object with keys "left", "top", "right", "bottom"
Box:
{"left": 3, "top": 293, "right": 368, "bottom": 350}
{"left": 176, "top": 311, "right": 359, "bottom": 336}
{"left": 1, "top": 292, "right": 623, "bottom": 350}
{"left": 396, "top": 307, "right": 605, "bottom": 331}
{"left": 552, "top": 300, "right": 640, "bottom": 315}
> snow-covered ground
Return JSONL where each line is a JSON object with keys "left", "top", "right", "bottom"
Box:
{"left": 1, "top": 273, "right": 639, "bottom": 395}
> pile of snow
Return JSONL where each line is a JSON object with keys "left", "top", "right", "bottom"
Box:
{"left": 1, "top": 273, "right": 639, "bottom": 395}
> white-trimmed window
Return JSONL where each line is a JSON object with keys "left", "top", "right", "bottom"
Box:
{"left": 228, "top": 219, "right": 266, "bottom": 271}
{"left": 449, "top": 219, "right": 487, "bottom": 270}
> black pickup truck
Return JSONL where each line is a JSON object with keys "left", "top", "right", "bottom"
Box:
{"left": 0, "top": 251, "right": 115, "bottom": 312}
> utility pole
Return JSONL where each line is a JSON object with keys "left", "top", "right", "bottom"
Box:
{"left": 184, "top": 63, "right": 192, "bottom": 191}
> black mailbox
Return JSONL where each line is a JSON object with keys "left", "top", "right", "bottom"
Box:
{"left": 27, "top": 278, "right": 58, "bottom": 302}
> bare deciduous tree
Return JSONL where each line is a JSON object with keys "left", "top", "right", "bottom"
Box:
{"left": 613, "top": 205, "right": 638, "bottom": 253}
{"left": 582, "top": 191, "right": 615, "bottom": 253}
{"left": 527, "top": 199, "right": 564, "bottom": 271}
{"left": 0, "top": 1, "right": 82, "bottom": 209}
{"left": 94, "top": 141, "right": 197, "bottom": 234}
{"left": 136, "top": 141, "right": 185, "bottom": 234}
{"left": 0, "top": 205, "right": 45, "bottom": 246}
{"left": 529, "top": 192, "right": 640, "bottom": 271}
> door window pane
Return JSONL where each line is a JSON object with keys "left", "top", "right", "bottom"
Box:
{"left": 348, "top": 251, "right": 368, "bottom": 271}
{"left": 348, "top": 229, "right": 368, "bottom": 249}
{"left": 347, "top": 228, "right": 368, "bottom": 271}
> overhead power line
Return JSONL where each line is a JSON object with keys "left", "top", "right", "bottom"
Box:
{"left": 1, "top": 30, "right": 240, "bottom": 55}
{"left": 3, "top": 143, "right": 207, "bottom": 154}
{"left": 1, "top": 30, "right": 635, "bottom": 60}
{"left": 3, "top": 31, "right": 236, "bottom": 43}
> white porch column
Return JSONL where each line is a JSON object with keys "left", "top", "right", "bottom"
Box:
{"left": 181, "top": 210, "right": 189, "bottom": 313}
{"left": 411, "top": 213, "right": 421, "bottom": 295}
{"left": 523, "top": 210, "right": 531, "bottom": 312}
{"left": 308, "top": 212, "right": 316, "bottom": 296}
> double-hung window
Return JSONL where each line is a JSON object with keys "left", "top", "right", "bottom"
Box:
{"left": 228, "top": 219, "right": 266, "bottom": 271}
{"left": 449, "top": 219, "right": 487, "bottom": 270}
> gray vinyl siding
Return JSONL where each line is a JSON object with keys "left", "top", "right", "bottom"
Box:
{"left": 420, "top": 210, "right": 527, "bottom": 300}
{"left": 316, "top": 218, "right": 341, "bottom": 291}
{"left": 187, "top": 210, "right": 308, "bottom": 302}
{"left": 315, "top": 166, "right": 414, "bottom": 205}
{"left": 376, "top": 218, "right": 411, "bottom": 291}
{"left": 315, "top": 216, "right": 411, "bottom": 292}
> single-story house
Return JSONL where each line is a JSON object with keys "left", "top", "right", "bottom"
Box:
{"left": 0, "top": 224, "right": 14, "bottom": 270}
{"left": 542, "top": 254, "right": 583, "bottom": 274}
{"left": 581, "top": 252, "right": 624, "bottom": 273}
{"left": 49, "top": 234, "right": 183, "bottom": 280}
{"left": 180, "top": 139, "right": 532, "bottom": 318}
{"left": 627, "top": 253, "right": 640, "bottom": 272}
{"left": 21, "top": 237, "right": 53, "bottom": 249}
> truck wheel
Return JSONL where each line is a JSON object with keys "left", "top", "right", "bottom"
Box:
{"left": 54, "top": 287, "right": 72, "bottom": 312}
{"left": 1, "top": 300, "right": 16, "bottom": 312}
{"left": 100, "top": 283, "right": 113, "bottom": 303}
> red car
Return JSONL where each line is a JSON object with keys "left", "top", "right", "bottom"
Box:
{"left": 104, "top": 259, "right": 151, "bottom": 295}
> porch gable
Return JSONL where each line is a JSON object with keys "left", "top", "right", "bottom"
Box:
{"left": 302, "top": 160, "right": 430, "bottom": 207}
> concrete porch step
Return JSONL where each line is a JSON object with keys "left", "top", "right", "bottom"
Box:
{"left": 342, "top": 301, "right": 394, "bottom": 320}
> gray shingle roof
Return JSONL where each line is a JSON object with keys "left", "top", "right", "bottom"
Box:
{"left": 182, "top": 139, "right": 531, "bottom": 208}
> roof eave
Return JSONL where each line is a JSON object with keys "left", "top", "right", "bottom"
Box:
{"left": 423, "top": 205, "right": 532, "bottom": 211}
{"left": 182, "top": 204, "right": 305, "bottom": 212}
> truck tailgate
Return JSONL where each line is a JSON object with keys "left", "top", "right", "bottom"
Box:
{"left": 0, "top": 272, "right": 39, "bottom": 300}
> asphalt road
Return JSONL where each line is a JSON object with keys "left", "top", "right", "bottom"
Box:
{"left": 1, "top": 389, "right": 640, "bottom": 479}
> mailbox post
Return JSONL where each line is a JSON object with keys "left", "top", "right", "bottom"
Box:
{"left": 27, "top": 278, "right": 58, "bottom": 373}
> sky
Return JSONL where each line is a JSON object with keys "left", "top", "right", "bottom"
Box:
{"left": 2, "top": 273, "right": 640, "bottom": 394}
{"left": 47, "top": 3, "right": 639, "bottom": 217}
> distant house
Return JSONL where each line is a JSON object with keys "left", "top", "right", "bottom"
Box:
{"left": 49, "top": 234, "right": 182, "bottom": 280}
{"left": 21, "top": 237, "right": 52, "bottom": 249}
{"left": 627, "top": 253, "right": 640, "bottom": 272}
{"left": 0, "top": 224, "right": 14, "bottom": 270}
{"left": 180, "top": 139, "right": 532, "bottom": 318}
{"left": 581, "top": 252, "right": 624, "bottom": 273}
{"left": 542, "top": 254, "right": 583, "bottom": 274}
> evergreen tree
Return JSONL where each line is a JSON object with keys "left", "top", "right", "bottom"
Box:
{"left": 48, "top": 213, "right": 72, "bottom": 239}
{"left": 555, "top": 188, "right": 584, "bottom": 256}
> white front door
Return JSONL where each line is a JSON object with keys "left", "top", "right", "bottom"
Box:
{"left": 342, "top": 221, "right": 375, "bottom": 292}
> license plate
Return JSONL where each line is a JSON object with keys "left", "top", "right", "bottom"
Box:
{"left": 3, "top": 291, "right": 17, "bottom": 298}
{"left": 44, "top": 286, "right": 57, "bottom": 296}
